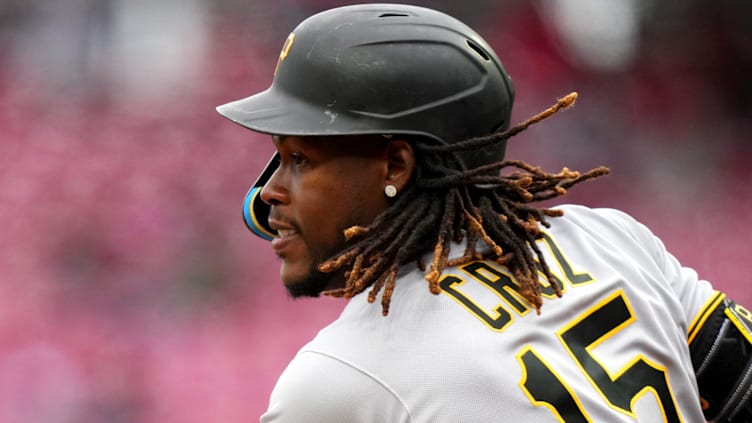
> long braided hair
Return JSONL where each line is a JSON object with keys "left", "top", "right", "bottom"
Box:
{"left": 321, "top": 93, "right": 610, "bottom": 316}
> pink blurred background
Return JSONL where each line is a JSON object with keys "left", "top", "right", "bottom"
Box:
{"left": 1, "top": 0, "right": 750, "bottom": 421}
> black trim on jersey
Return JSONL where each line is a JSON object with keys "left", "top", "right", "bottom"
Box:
{"left": 689, "top": 298, "right": 752, "bottom": 422}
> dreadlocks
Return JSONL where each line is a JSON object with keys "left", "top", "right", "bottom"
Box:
{"left": 320, "top": 93, "right": 610, "bottom": 316}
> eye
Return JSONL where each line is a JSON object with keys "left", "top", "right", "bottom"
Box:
{"left": 290, "top": 152, "right": 308, "bottom": 168}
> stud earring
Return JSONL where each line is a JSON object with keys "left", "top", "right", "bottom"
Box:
{"left": 384, "top": 184, "right": 397, "bottom": 198}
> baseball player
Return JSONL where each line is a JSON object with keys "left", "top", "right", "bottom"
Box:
{"left": 217, "top": 4, "right": 752, "bottom": 422}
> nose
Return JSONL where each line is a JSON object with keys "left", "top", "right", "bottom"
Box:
{"left": 259, "top": 167, "right": 288, "bottom": 206}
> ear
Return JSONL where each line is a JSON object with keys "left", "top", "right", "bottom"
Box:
{"left": 383, "top": 139, "right": 415, "bottom": 191}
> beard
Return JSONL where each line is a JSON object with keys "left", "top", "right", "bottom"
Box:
{"left": 284, "top": 233, "right": 351, "bottom": 299}
{"left": 284, "top": 264, "right": 332, "bottom": 298}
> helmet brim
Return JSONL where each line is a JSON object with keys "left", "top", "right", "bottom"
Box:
{"left": 216, "top": 86, "right": 389, "bottom": 139}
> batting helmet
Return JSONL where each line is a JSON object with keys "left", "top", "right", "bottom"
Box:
{"left": 217, "top": 3, "right": 515, "bottom": 240}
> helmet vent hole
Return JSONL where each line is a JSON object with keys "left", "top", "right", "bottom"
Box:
{"left": 466, "top": 39, "right": 491, "bottom": 61}
{"left": 378, "top": 13, "right": 409, "bottom": 18}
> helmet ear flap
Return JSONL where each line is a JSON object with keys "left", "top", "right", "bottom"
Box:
{"left": 242, "top": 153, "right": 279, "bottom": 241}
{"left": 242, "top": 187, "right": 275, "bottom": 241}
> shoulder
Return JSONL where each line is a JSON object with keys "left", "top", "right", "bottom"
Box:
{"left": 554, "top": 204, "right": 646, "bottom": 233}
{"left": 261, "top": 350, "right": 412, "bottom": 423}
{"left": 550, "top": 204, "right": 661, "bottom": 251}
{"left": 546, "top": 205, "right": 679, "bottom": 281}
{"left": 550, "top": 204, "right": 718, "bottom": 324}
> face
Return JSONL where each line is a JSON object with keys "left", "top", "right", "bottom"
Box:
{"left": 260, "top": 135, "right": 396, "bottom": 297}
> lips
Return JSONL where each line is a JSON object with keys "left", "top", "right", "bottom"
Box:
{"left": 268, "top": 217, "right": 300, "bottom": 254}
{"left": 268, "top": 216, "right": 297, "bottom": 236}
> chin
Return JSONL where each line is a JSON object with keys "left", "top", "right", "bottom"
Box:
{"left": 281, "top": 266, "right": 332, "bottom": 298}
{"left": 279, "top": 238, "right": 350, "bottom": 298}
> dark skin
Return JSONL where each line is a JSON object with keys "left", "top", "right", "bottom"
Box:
{"left": 260, "top": 135, "right": 415, "bottom": 297}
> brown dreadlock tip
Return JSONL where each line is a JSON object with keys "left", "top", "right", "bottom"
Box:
{"left": 344, "top": 226, "right": 369, "bottom": 240}
{"left": 425, "top": 269, "right": 440, "bottom": 284}
{"left": 323, "top": 289, "right": 345, "bottom": 298}
{"left": 560, "top": 167, "right": 578, "bottom": 178}
{"left": 559, "top": 92, "right": 578, "bottom": 109}
{"left": 519, "top": 176, "right": 533, "bottom": 187}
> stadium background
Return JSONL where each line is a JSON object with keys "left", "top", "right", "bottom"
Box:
{"left": 0, "top": 0, "right": 750, "bottom": 421}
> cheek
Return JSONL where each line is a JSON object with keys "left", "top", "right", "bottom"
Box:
{"left": 299, "top": 179, "right": 379, "bottom": 243}
{"left": 339, "top": 162, "right": 389, "bottom": 209}
{"left": 295, "top": 188, "right": 348, "bottom": 250}
{"left": 295, "top": 160, "right": 387, "bottom": 248}
{"left": 331, "top": 170, "right": 386, "bottom": 223}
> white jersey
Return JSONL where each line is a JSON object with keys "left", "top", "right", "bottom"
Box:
{"left": 260, "top": 205, "right": 718, "bottom": 422}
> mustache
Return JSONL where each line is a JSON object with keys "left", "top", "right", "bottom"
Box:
{"left": 268, "top": 210, "right": 301, "bottom": 233}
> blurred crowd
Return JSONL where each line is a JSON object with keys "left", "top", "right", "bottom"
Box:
{"left": 0, "top": 0, "right": 750, "bottom": 421}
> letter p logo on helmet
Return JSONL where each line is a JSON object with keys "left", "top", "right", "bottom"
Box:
{"left": 274, "top": 33, "right": 296, "bottom": 75}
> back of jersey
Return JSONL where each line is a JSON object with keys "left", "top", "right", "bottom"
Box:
{"left": 268, "top": 205, "right": 715, "bottom": 422}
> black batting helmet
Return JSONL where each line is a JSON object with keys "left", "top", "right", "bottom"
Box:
{"left": 217, "top": 3, "right": 515, "bottom": 240}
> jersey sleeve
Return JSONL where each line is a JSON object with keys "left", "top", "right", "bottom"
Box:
{"left": 597, "top": 207, "right": 719, "bottom": 331}
{"left": 592, "top": 207, "right": 752, "bottom": 422}
{"left": 260, "top": 351, "right": 411, "bottom": 423}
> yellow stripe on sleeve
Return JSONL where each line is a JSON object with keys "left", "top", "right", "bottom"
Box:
{"left": 687, "top": 291, "right": 725, "bottom": 345}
